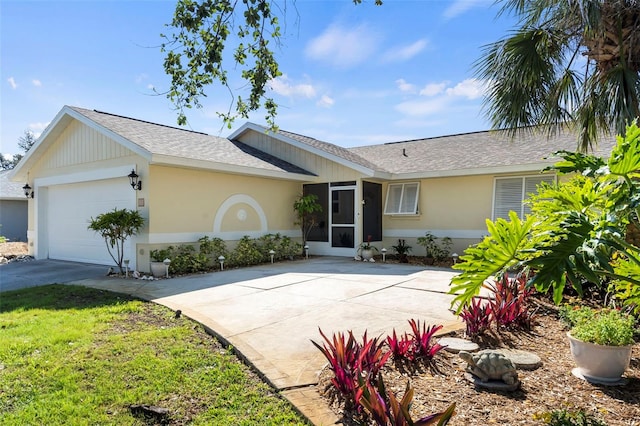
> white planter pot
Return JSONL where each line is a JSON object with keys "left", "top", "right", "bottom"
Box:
{"left": 567, "top": 332, "right": 633, "bottom": 383}
{"left": 150, "top": 261, "right": 166, "bottom": 278}
{"left": 361, "top": 249, "right": 374, "bottom": 260}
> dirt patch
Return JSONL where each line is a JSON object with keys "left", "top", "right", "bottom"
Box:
{"left": 0, "top": 242, "right": 31, "bottom": 263}
{"left": 317, "top": 298, "right": 640, "bottom": 425}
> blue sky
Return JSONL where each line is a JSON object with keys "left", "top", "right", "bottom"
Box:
{"left": 1, "top": 0, "right": 516, "bottom": 155}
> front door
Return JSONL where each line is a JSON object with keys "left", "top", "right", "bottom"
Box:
{"left": 330, "top": 185, "right": 356, "bottom": 255}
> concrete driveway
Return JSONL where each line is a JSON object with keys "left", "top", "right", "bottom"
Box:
{"left": 0, "top": 259, "right": 110, "bottom": 293}
{"left": 1, "top": 256, "right": 463, "bottom": 425}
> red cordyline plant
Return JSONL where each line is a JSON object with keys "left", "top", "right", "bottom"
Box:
{"left": 459, "top": 297, "right": 492, "bottom": 338}
{"left": 487, "top": 273, "right": 535, "bottom": 330}
{"left": 356, "top": 375, "right": 456, "bottom": 426}
{"left": 388, "top": 320, "right": 446, "bottom": 362}
{"left": 311, "top": 328, "right": 391, "bottom": 405}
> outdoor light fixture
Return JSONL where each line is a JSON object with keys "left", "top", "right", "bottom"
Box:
{"left": 452, "top": 253, "right": 459, "bottom": 264}
{"left": 127, "top": 169, "right": 142, "bottom": 190}
{"left": 218, "top": 255, "right": 225, "bottom": 271}
{"left": 124, "top": 259, "right": 130, "bottom": 278}
{"left": 163, "top": 258, "right": 171, "bottom": 278}
{"left": 269, "top": 249, "right": 275, "bottom": 264}
{"left": 22, "top": 183, "right": 34, "bottom": 198}
{"left": 381, "top": 247, "right": 387, "bottom": 262}
{"left": 304, "top": 245, "right": 309, "bottom": 260}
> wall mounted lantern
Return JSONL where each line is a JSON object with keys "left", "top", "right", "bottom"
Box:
{"left": 22, "top": 183, "right": 34, "bottom": 198}
{"left": 127, "top": 169, "right": 142, "bottom": 190}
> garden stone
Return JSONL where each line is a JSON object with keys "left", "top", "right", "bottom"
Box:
{"left": 438, "top": 337, "right": 479, "bottom": 353}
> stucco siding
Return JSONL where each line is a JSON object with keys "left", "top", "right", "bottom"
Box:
{"left": 147, "top": 165, "right": 300, "bottom": 236}
{"left": 32, "top": 120, "right": 136, "bottom": 177}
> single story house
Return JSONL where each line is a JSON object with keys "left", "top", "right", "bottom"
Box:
{"left": 0, "top": 169, "right": 28, "bottom": 242}
{"left": 10, "top": 105, "right": 616, "bottom": 271}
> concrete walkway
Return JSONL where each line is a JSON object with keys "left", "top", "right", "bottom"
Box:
{"left": 6, "top": 257, "right": 462, "bottom": 425}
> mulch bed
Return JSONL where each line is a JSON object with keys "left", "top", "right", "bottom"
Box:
{"left": 317, "top": 298, "right": 640, "bottom": 425}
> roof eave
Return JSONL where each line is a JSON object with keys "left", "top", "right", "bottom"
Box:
{"left": 11, "top": 106, "right": 153, "bottom": 182}
{"left": 391, "top": 163, "right": 555, "bottom": 180}
{"left": 151, "top": 154, "right": 316, "bottom": 182}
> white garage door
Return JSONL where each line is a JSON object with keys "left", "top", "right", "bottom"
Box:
{"left": 48, "top": 178, "right": 136, "bottom": 265}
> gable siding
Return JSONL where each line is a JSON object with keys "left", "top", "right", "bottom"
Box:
{"left": 238, "top": 130, "right": 361, "bottom": 182}
{"left": 33, "top": 120, "right": 135, "bottom": 176}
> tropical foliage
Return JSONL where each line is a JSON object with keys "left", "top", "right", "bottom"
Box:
{"left": 88, "top": 208, "right": 145, "bottom": 274}
{"left": 450, "top": 123, "right": 640, "bottom": 313}
{"left": 476, "top": 0, "right": 640, "bottom": 152}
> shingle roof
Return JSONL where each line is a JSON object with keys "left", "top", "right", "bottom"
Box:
{"left": 349, "top": 127, "right": 617, "bottom": 175}
{"left": 69, "top": 107, "right": 313, "bottom": 176}
{"left": 0, "top": 170, "right": 27, "bottom": 199}
{"left": 276, "top": 129, "right": 382, "bottom": 172}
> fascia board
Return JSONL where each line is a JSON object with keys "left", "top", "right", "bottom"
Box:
{"left": 10, "top": 106, "right": 152, "bottom": 181}
{"left": 231, "top": 122, "right": 378, "bottom": 176}
{"left": 389, "top": 163, "right": 554, "bottom": 180}
{"left": 151, "top": 154, "right": 316, "bottom": 182}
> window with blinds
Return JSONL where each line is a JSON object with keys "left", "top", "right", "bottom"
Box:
{"left": 493, "top": 175, "right": 555, "bottom": 220}
{"left": 384, "top": 182, "right": 419, "bottom": 215}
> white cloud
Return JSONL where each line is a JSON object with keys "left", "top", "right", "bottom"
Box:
{"left": 395, "top": 79, "right": 416, "bottom": 93}
{"left": 147, "top": 84, "right": 155, "bottom": 90}
{"left": 395, "top": 97, "right": 451, "bottom": 117}
{"left": 28, "top": 122, "right": 49, "bottom": 138}
{"left": 445, "top": 78, "right": 486, "bottom": 99}
{"left": 317, "top": 95, "right": 334, "bottom": 108}
{"left": 305, "top": 24, "right": 379, "bottom": 68}
{"left": 383, "top": 39, "right": 428, "bottom": 62}
{"left": 269, "top": 75, "right": 316, "bottom": 98}
{"left": 136, "top": 73, "right": 148, "bottom": 83}
{"left": 443, "top": 0, "right": 488, "bottom": 19}
{"left": 419, "top": 82, "right": 448, "bottom": 97}
{"left": 7, "top": 77, "right": 17, "bottom": 89}
{"left": 32, "top": 79, "right": 42, "bottom": 87}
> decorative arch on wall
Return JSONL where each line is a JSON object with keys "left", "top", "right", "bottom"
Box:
{"left": 213, "top": 194, "right": 268, "bottom": 234}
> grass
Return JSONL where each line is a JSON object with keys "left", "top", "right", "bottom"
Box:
{"left": 0, "top": 284, "right": 309, "bottom": 425}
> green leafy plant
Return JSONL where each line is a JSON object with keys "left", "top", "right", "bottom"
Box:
{"left": 563, "top": 306, "right": 636, "bottom": 346}
{"left": 293, "top": 193, "right": 323, "bottom": 250}
{"left": 534, "top": 408, "right": 606, "bottom": 426}
{"left": 88, "top": 208, "right": 144, "bottom": 274}
{"left": 417, "top": 233, "right": 452, "bottom": 261}
{"left": 450, "top": 123, "right": 640, "bottom": 313}
{"left": 198, "top": 236, "right": 228, "bottom": 268}
{"left": 392, "top": 239, "right": 412, "bottom": 263}
{"left": 359, "top": 234, "right": 379, "bottom": 252}
{"left": 228, "top": 235, "right": 263, "bottom": 267}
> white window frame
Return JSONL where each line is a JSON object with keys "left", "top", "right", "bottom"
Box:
{"left": 384, "top": 182, "right": 420, "bottom": 215}
{"left": 492, "top": 174, "right": 556, "bottom": 220}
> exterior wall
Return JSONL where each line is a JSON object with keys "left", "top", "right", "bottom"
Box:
{"left": 25, "top": 120, "right": 144, "bottom": 266}
{"left": 0, "top": 200, "right": 28, "bottom": 241}
{"left": 138, "top": 165, "right": 302, "bottom": 271}
{"left": 237, "top": 130, "right": 363, "bottom": 183}
{"left": 381, "top": 175, "right": 492, "bottom": 254}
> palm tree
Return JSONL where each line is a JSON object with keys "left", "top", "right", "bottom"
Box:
{"left": 476, "top": 0, "right": 640, "bottom": 152}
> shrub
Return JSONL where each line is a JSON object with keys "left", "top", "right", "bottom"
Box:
{"left": 459, "top": 297, "right": 492, "bottom": 338}
{"left": 417, "top": 233, "right": 453, "bottom": 261}
{"left": 198, "top": 236, "right": 228, "bottom": 269}
{"left": 151, "top": 245, "right": 209, "bottom": 275}
{"left": 228, "top": 236, "right": 264, "bottom": 267}
{"left": 88, "top": 208, "right": 144, "bottom": 274}
{"left": 487, "top": 273, "right": 535, "bottom": 330}
{"left": 388, "top": 320, "right": 446, "bottom": 362}
{"left": 534, "top": 408, "right": 606, "bottom": 426}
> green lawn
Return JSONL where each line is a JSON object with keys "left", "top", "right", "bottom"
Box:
{"left": 0, "top": 284, "right": 309, "bottom": 425}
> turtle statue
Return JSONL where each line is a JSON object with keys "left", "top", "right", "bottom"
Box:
{"left": 459, "top": 350, "right": 518, "bottom": 385}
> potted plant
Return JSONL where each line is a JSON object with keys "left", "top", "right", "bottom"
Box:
{"left": 561, "top": 305, "right": 637, "bottom": 383}
{"left": 358, "top": 235, "right": 378, "bottom": 260}
{"left": 391, "top": 239, "right": 412, "bottom": 263}
{"left": 149, "top": 248, "right": 171, "bottom": 278}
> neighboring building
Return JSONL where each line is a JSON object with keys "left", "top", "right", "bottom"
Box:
{"left": 0, "top": 170, "right": 28, "bottom": 242}
{"left": 10, "top": 106, "right": 616, "bottom": 271}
